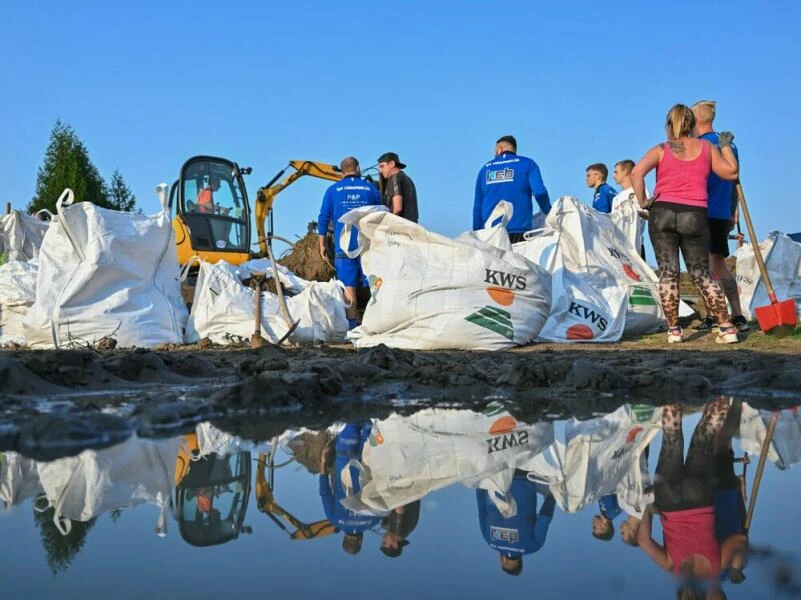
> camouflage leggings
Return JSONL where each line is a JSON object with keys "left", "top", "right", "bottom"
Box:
{"left": 648, "top": 202, "right": 730, "bottom": 328}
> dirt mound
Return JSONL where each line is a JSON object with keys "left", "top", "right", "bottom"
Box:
{"left": 278, "top": 230, "right": 335, "bottom": 282}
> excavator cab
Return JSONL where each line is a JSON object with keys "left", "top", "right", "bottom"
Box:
{"left": 171, "top": 156, "right": 252, "bottom": 267}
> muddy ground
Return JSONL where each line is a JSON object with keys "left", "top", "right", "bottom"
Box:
{"left": 1, "top": 321, "right": 800, "bottom": 459}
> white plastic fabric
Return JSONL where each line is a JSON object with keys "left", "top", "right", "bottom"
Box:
{"left": 526, "top": 404, "right": 660, "bottom": 513}
{"left": 0, "top": 452, "right": 42, "bottom": 509}
{"left": 0, "top": 260, "right": 38, "bottom": 345}
{"left": 610, "top": 192, "right": 647, "bottom": 256}
{"left": 739, "top": 404, "right": 801, "bottom": 470}
{"left": 0, "top": 210, "right": 49, "bottom": 263}
{"left": 734, "top": 232, "right": 801, "bottom": 321}
{"left": 22, "top": 189, "right": 188, "bottom": 348}
{"left": 36, "top": 436, "right": 180, "bottom": 534}
{"left": 515, "top": 196, "right": 692, "bottom": 339}
{"left": 184, "top": 259, "right": 348, "bottom": 345}
{"left": 342, "top": 202, "right": 551, "bottom": 350}
{"left": 341, "top": 404, "right": 555, "bottom": 516}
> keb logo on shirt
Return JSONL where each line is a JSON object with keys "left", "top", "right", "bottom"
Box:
{"left": 490, "top": 526, "right": 520, "bottom": 543}
{"left": 486, "top": 168, "right": 514, "bottom": 185}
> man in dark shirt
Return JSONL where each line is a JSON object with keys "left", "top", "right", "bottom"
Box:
{"left": 377, "top": 152, "right": 419, "bottom": 223}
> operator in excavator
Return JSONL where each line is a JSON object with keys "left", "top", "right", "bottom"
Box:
{"left": 317, "top": 157, "right": 381, "bottom": 330}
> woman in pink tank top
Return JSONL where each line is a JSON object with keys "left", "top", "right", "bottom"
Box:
{"left": 630, "top": 105, "right": 740, "bottom": 345}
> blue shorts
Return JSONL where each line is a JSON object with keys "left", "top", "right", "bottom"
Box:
{"left": 335, "top": 256, "right": 367, "bottom": 288}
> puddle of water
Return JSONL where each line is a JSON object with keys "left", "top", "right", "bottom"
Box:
{"left": 1, "top": 399, "right": 800, "bottom": 599}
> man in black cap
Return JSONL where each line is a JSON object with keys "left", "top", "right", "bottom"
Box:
{"left": 380, "top": 500, "right": 421, "bottom": 558}
{"left": 377, "top": 152, "right": 419, "bottom": 223}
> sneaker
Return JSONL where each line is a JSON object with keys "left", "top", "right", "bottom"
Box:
{"left": 716, "top": 326, "right": 739, "bottom": 344}
{"left": 692, "top": 316, "right": 716, "bottom": 331}
{"left": 731, "top": 315, "right": 751, "bottom": 332}
{"left": 667, "top": 327, "right": 683, "bottom": 344}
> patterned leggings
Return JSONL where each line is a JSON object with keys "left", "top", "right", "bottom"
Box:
{"left": 648, "top": 202, "right": 731, "bottom": 328}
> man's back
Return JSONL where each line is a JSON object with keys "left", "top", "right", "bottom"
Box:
{"left": 382, "top": 171, "right": 418, "bottom": 223}
{"left": 699, "top": 131, "right": 739, "bottom": 220}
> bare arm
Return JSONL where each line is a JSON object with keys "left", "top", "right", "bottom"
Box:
{"left": 318, "top": 234, "right": 328, "bottom": 262}
{"left": 710, "top": 142, "right": 739, "bottom": 181}
{"left": 392, "top": 195, "right": 403, "bottom": 215}
{"left": 721, "top": 533, "right": 748, "bottom": 568}
{"left": 631, "top": 145, "right": 661, "bottom": 209}
{"left": 638, "top": 504, "right": 672, "bottom": 570}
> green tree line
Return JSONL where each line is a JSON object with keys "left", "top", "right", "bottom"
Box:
{"left": 28, "top": 120, "right": 137, "bottom": 214}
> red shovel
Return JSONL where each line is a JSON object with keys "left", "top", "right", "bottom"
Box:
{"left": 736, "top": 182, "right": 798, "bottom": 336}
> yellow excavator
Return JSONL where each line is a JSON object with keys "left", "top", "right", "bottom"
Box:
{"left": 170, "top": 156, "right": 344, "bottom": 267}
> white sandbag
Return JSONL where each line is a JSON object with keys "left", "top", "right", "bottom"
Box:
{"left": 0, "top": 210, "right": 49, "bottom": 263}
{"left": 739, "top": 404, "right": 801, "bottom": 470}
{"left": 341, "top": 404, "right": 555, "bottom": 516}
{"left": 237, "top": 258, "right": 309, "bottom": 294}
{"left": 735, "top": 232, "right": 801, "bottom": 321}
{"left": 185, "top": 259, "right": 348, "bottom": 345}
{"left": 36, "top": 436, "right": 180, "bottom": 534}
{"left": 0, "top": 260, "right": 38, "bottom": 345}
{"left": 22, "top": 190, "right": 187, "bottom": 348}
{"left": 609, "top": 194, "right": 646, "bottom": 257}
{"left": 342, "top": 202, "right": 551, "bottom": 350}
{"left": 0, "top": 452, "right": 42, "bottom": 509}
{"left": 526, "top": 404, "right": 660, "bottom": 513}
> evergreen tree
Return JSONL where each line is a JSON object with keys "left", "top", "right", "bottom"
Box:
{"left": 107, "top": 169, "right": 137, "bottom": 212}
{"left": 33, "top": 505, "right": 97, "bottom": 575}
{"left": 28, "top": 120, "right": 112, "bottom": 213}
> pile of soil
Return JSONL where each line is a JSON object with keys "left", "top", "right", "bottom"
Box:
{"left": 278, "top": 230, "right": 335, "bottom": 282}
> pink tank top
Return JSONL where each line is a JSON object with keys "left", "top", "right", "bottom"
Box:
{"left": 652, "top": 141, "right": 711, "bottom": 208}
{"left": 661, "top": 507, "right": 720, "bottom": 575}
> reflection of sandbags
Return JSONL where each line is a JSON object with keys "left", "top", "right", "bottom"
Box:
{"left": 0, "top": 452, "right": 42, "bottom": 508}
{"left": 0, "top": 260, "right": 38, "bottom": 345}
{"left": 0, "top": 210, "right": 49, "bottom": 262}
{"left": 527, "top": 404, "right": 660, "bottom": 513}
{"left": 341, "top": 404, "right": 555, "bottom": 515}
{"left": 23, "top": 190, "right": 187, "bottom": 348}
{"left": 36, "top": 436, "right": 180, "bottom": 534}
{"left": 185, "top": 260, "right": 348, "bottom": 345}
{"left": 342, "top": 203, "right": 551, "bottom": 350}
{"left": 195, "top": 422, "right": 243, "bottom": 457}
{"left": 735, "top": 233, "right": 801, "bottom": 321}
{"left": 739, "top": 405, "right": 801, "bottom": 470}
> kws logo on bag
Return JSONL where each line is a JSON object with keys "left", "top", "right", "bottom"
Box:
{"left": 607, "top": 246, "right": 641, "bottom": 282}
{"left": 486, "top": 415, "right": 529, "bottom": 454}
{"left": 565, "top": 301, "right": 608, "bottom": 340}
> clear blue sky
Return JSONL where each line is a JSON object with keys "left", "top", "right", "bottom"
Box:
{"left": 2, "top": 0, "right": 799, "bottom": 250}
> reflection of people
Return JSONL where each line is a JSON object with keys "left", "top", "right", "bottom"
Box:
{"left": 637, "top": 401, "right": 747, "bottom": 585}
{"left": 592, "top": 493, "right": 622, "bottom": 542}
{"left": 476, "top": 470, "right": 556, "bottom": 576}
{"left": 197, "top": 176, "right": 221, "bottom": 213}
{"left": 473, "top": 135, "right": 551, "bottom": 242}
{"left": 631, "top": 104, "right": 740, "bottom": 345}
{"left": 380, "top": 500, "right": 420, "bottom": 558}
{"left": 319, "top": 422, "right": 381, "bottom": 555}
{"left": 377, "top": 152, "right": 418, "bottom": 223}
{"left": 585, "top": 163, "right": 617, "bottom": 214}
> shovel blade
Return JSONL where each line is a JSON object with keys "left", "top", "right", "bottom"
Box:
{"left": 755, "top": 298, "right": 798, "bottom": 335}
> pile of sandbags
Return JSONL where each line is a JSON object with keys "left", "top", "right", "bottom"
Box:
{"left": 23, "top": 189, "right": 188, "bottom": 349}
{"left": 735, "top": 232, "right": 801, "bottom": 321}
{"left": 184, "top": 258, "right": 348, "bottom": 345}
{"left": 341, "top": 202, "right": 552, "bottom": 350}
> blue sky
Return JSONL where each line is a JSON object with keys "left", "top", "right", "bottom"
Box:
{"left": 1, "top": 0, "right": 799, "bottom": 252}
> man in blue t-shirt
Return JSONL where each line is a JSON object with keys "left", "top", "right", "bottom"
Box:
{"left": 591, "top": 493, "right": 623, "bottom": 542}
{"left": 473, "top": 135, "right": 551, "bottom": 243}
{"left": 317, "top": 157, "right": 381, "bottom": 329}
{"left": 692, "top": 101, "right": 749, "bottom": 332}
{"left": 585, "top": 163, "right": 617, "bottom": 214}
{"left": 476, "top": 471, "right": 556, "bottom": 576}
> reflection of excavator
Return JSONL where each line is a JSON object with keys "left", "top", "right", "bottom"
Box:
{"left": 255, "top": 450, "right": 337, "bottom": 541}
{"left": 173, "top": 434, "right": 252, "bottom": 547}
{"left": 170, "top": 157, "right": 343, "bottom": 267}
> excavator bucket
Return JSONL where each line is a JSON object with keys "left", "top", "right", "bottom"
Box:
{"left": 290, "top": 519, "right": 338, "bottom": 540}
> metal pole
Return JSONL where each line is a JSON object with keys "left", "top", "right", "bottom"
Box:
{"left": 744, "top": 411, "right": 779, "bottom": 533}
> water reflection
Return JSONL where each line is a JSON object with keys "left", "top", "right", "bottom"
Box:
{"left": 1, "top": 399, "right": 799, "bottom": 598}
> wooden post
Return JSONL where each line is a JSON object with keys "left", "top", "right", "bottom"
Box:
{"left": 5, "top": 202, "right": 10, "bottom": 215}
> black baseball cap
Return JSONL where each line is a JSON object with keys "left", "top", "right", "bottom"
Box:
{"left": 377, "top": 152, "right": 406, "bottom": 169}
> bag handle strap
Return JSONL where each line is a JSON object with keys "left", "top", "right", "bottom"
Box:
{"left": 483, "top": 200, "right": 513, "bottom": 230}
{"left": 56, "top": 189, "right": 75, "bottom": 212}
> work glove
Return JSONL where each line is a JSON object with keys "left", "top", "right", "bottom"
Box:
{"left": 718, "top": 131, "right": 735, "bottom": 149}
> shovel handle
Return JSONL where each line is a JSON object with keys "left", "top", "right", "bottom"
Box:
{"left": 744, "top": 411, "right": 779, "bottom": 533}
{"left": 736, "top": 183, "right": 777, "bottom": 301}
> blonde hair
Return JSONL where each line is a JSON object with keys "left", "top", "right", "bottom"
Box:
{"left": 692, "top": 100, "right": 717, "bottom": 124}
{"left": 665, "top": 104, "right": 696, "bottom": 140}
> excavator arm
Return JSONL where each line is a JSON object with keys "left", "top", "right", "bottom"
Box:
{"left": 254, "top": 160, "right": 343, "bottom": 255}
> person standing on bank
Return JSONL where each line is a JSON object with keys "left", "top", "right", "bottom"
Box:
{"left": 631, "top": 104, "right": 740, "bottom": 344}
{"left": 318, "top": 157, "right": 381, "bottom": 329}
{"left": 691, "top": 100, "right": 749, "bottom": 332}
{"left": 585, "top": 163, "right": 617, "bottom": 214}
{"left": 611, "top": 159, "right": 650, "bottom": 259}
{"left": 473, "top": 135, "right": 552, "bottom": 243}
{"left": 377, "top": 152, "right": 419, "bottom": 223}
